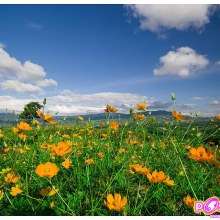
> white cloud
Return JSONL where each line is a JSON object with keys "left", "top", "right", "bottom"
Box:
{"left": 0, "top": 96, "right": 31, "bottom": 113}
{"left": 126, "top": 5, "right": 213, "bottom": 32}
{"left": 216, "top": 60, "right": 220, "bottom": 65}
{"left": 36, "top": 79, "right": 58, "bottom": 87}
{"left": 21, "top": 61, "right": 46, "bottom": 81}
{"left": 191, "top": 96, "right": 207, "bottom": 101}
{"left": 0, "top": 48, "right": 57, "bottom": 93}
{"left": 0, "top": 91, "right": 173, "bottom": 115}
{"left": 1, "top": 80, "right": 44, "bottom": 94}
{"left": 0, "top": 42, "right": 6, "bottom": 48}
{"left": 209, "top": 100, "right": 220, "bottom": 105}
{"left": 154, "top": 47, "right": 209, "bottom": 77}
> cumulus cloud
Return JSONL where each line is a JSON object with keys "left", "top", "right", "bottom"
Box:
{"left": 154, "top": 47, "right": 209, "bottom": 77}
{"left": 0, "top": 91, "right": 173, "bottom": 115}
{"left": 36, "top": 79, "right": 58, "bottom": 87}
{"left": 126, "top": 5, "right": 213, "bottom": 33}
{"left": 0, "top": 48, "right": 57, "bottom": 93}
{"left": 1, "top": 80, "right": 44, "bottom": 94}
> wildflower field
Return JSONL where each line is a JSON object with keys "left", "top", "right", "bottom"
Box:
{"left": 0, "top": 99, "right": 220, "bottom": 216}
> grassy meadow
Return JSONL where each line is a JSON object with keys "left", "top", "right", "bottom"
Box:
{"left": 0, "top": 100, "right": 220, "bottom": 216}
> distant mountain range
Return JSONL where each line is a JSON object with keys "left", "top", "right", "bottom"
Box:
{"left": 58, "top": 110, "right": 173, "bottom": 121}
{"left": 0, "top": 110, "right": 211, "bottom": 125}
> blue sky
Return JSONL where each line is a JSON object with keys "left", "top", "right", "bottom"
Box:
{"left": 0, "top": 4, "right": 220, "bottom": 116}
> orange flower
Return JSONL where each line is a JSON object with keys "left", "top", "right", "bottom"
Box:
{"left": 172, "top": 111, "right": 185, "bottom": 121}
{"left": 133, "top": 113, "right": 146, "bottom": 120}
{"left": 137, "top": 101, "right": 147, "bottom": 111}
{"left": 119, "top": 148, "right": 125, "bottom": 153}
{"left": 128, "top": 130, "right": 133, "bottom": 135}
{"left": 183, "top": 195, "right": 196, "bottom": 208}
{"left": 188, "top": 146, "right": 215, "bottom": 162}
{"left": 101, "top": 133, "right": 107, "bottom": 138}
{"left": 18, "top": 133, "right": 27, "bottom": 141}
{"left": 77, "top": 150, "right": 82, "bottom": 155}
{"left": 62, "top": 158, "right": 72, "bottom": 169}
{"left": 17, "top": 121, "right": 31, "bottom": 132}
{"left": 98, "top": 152, "right": 104, "bottom": 158}
{"left": 40, "top": 186, "right": 59, "bottom": 197}
{"left": 104, "top": 193, "right": 127, "bottom": 212}
{"left": 35, "top": 162, "right": 59, "bottom": 178}
{"left": 4, "top": 173, "right": 20, "bottom": 183}
{"left": 52, "top": 142, "right": 72, "bottom": 157}
{"left": 13, "top": 121, "right": 31, "bottom": 134}
{"left": 10, "top": 185, "right": 23, "bottom": 196}
{"left": 86, "top": 158, "right": 94, "bottom": 165}
{"left": 147, "top": 171, "right": 174, "bottom": 186}
{"left": 109, "top": 121, "right": 119, "bottom": 131}
{"left": 164, "top": 176, "right": 175, "bottom": 187}
{"left": 130, "top": 164, "right": 151, "bottom": 175}
{"left": 13, "top": 127, "right": 20, "bottom": 134}
{"left": 36, "top": 109, "right": 57, "bottom": 125}
{"left": 217, "top": 114, "right": 220, "bottom": 121}
{"left": 0, "top": 133, "right": 3, "bottom": 138}
{"left": 104, "top": 104, "right": 118, "bottom": 113}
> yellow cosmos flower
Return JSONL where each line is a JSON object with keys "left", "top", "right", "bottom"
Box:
{"left": 119, "top": 148, "right": 125, "bottom": 153}
{"left": 17, "top": 121, "right": 31, "bottom": 132}
{"left": 35, "top": 162, "right": 59, "bottom": 178}
{"left": 4, "top": 173, "right": 20, "bottom": 183}
{"left": 101, "top": 133, "right": 107, "bottom": 138}
{"left": 128, "top": 130, "right": 133, "bottom": 135}
{"left": 130, "top": 164, "right": 151, "bottom": 175}
{"left": 40, "top": 186, "right": 59, "bottom": 197}
{"left": 104, "top": 193, "right": 127, "bottom": 212}
{"left": 109, "top": 121, "right": 119, "bottom": 131}
{"left": 10, "top": 185, "right": 23, "bottom": 196}
{"left": 147, "top": 171, "right": 174, "bottom": 186}
{"left": 86, "top": 158, "right": 94, "bottom": 165}
{"left": 36, "top": 109, "right": 58, "bottom": 125}
{"left": 137, "top": 101, "right": 147, "bottom": 111}
{"left": 183, "top": 195, "right": 196, "bottom": 208}
{"left": 133, "top": 113, "right": 146, "bottom": 120}
{"left": 172, "top": 111, "right": 185, "bottom": 121}
{"left": 52, "top": 142, "right": 72, "bottom": 158}
{"left": 98, "top": 152, "right": 104, "bottom": 158}
{"left": 62, "top": 158, "right": 72, "bottom": 169}
{"left": 104, "top": 104, "right": 118, "bottom": 113}
{"left": 188, "top": 146, "right": 215, "bottom": 162}
{"left": 18, "top": 133, "right": 27, "bottom": 141}
{"left": 13, "top": 121, "right": 31, "bottom": 134}
{"left": 77, "top": 116, "right": 84, "bottom": 121}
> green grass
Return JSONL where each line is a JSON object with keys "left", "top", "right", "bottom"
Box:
{"left": 0, "top": 113, "right": 220, "bottom": 216}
